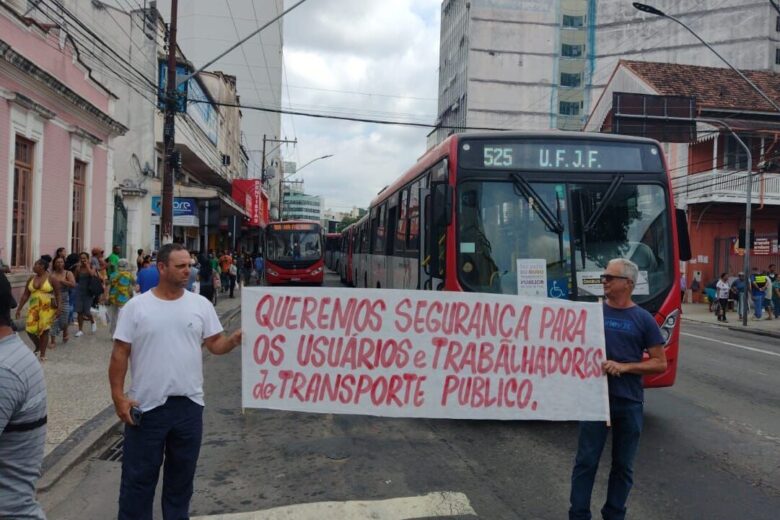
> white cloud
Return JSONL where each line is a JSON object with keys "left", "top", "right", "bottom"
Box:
{"left": 281, "top": 0, "right": 441, "bottom": 211}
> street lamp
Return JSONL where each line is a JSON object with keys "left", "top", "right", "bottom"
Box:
{"left": 279, "top": 154, "right": 334, "bottom": 219}
{"left": 634, "top": 2, "right": 780, "bottom": 326}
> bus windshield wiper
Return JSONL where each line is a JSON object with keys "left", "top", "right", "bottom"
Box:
{"left": 511, "top": 173, "right": 564, "bottom": 234}
{"left": 584, "top": 174, "right": 623, "bottom": 233}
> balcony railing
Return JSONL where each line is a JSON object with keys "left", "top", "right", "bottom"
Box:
{"left": 675, "top": 170, "right": 780, "bottom": 205}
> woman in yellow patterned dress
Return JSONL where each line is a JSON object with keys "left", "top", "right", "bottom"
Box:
{"left": 16, "top": 257, "right": 61, "bottom": 361}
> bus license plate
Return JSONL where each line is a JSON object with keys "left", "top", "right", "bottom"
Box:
{"left": 290, "top": 277, "right": 300, "bottom": 281}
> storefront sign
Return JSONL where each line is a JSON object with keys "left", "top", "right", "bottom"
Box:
{"left": 151, "top": 196, "right": 199, "bottom": 227}
{"left": 241, "top": 287, "right": 609, "bottom": 421}
{"left": 754, "top": 237, "right": 771, "bottom": 255}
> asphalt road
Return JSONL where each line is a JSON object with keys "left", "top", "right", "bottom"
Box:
{"left": 40, "top": 274, "right": 780, "bottom": 519}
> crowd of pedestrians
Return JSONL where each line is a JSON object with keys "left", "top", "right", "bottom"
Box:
{"left": 701, "top": 264, "right": 780, "bottom": 322}
{"left": 2, "top": 245, "right": 266, "bottom": 365}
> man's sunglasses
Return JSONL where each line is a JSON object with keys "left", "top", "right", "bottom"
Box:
{"left": 600, "top": 274, "right": 632, "bottom": 283}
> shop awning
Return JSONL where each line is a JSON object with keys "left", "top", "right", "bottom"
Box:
{"left": 147, "top": 180, "right": 249, "bottom": 218}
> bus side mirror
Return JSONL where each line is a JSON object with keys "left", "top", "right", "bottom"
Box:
{"left": 676, "top": 209, "right": 691, "bottom": 261}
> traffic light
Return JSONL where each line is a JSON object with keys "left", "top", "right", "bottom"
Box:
{"left": 737, "top": 229, "right": 755, "bottom": 249}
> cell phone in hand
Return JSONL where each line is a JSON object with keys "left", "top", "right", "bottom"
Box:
{"left": 130, "top": 406, "right": 142, "bottom": 426}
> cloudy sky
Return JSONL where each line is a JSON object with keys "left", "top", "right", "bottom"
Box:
{"left": 280, "top": 0, "right": 441, "bottom": 212}
{"left": 159, "top": 0, "right": 442, "bottom": 213}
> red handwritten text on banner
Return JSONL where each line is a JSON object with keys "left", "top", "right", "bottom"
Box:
{"left": 241, "top": 287, "right": 608, "bottom": 421}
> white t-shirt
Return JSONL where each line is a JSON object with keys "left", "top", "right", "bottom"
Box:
{"left": 113, "top": 289, "right": 223, "bottom": 412}
{"left": 716, "top": 280, "right": 730, "bottom": 299}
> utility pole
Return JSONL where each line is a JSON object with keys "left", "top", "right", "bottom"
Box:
{"left": 261, "top": 135, "right": 296, "bottom": 221}
{"left": 161, "top": 0, "right": 178, "bottom": 245}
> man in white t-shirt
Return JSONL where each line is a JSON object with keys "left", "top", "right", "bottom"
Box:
{"left": 109, "top": 243, "right": 242, "bottom": 520}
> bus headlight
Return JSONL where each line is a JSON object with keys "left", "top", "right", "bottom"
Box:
{"left": 309, "top": 267, "right": 323, "bottom": 275}
{"left": 659, "top": 309, "right": 680, "bottom": 346}
{"left": 267, "top": 269, "right": 278, "bottom": 277}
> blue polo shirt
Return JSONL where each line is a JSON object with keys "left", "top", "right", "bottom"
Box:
{"left": 602, "top": 303, "right": 665, "bottom": 403}
{"left": 136, "top": 266, "right": 159, "bottom": 294}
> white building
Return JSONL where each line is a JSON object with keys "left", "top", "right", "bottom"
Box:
{"left": 432, "top": 0, "right": 779, "bottom": 144}
{"left": 156, "top": 0, "right": 285, "bottom": 219}
{"left": 38, "top": 0, "right": 250, "bottom": 255}
{"left": 281, "top": 182, "right": 324, "bottom": 222}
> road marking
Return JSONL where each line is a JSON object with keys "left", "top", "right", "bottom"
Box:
{"left": 681, "top": 332, "right": 780, "bottom": 358}
{"left": 191, "top": 491, "right": 476, "bottom": 520}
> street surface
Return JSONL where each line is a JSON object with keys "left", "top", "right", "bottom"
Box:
{"left": 39, "top": 272, "right": 780, "bottom": 519}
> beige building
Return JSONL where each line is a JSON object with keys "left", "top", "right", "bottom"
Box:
{"left": 432, "top": 0, "right": 779, "bottom": 144}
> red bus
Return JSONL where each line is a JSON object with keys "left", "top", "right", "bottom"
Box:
{"left": 264, "top": 220, "right": 324, "bottom": 285}
{"left": 324, "top": 233, "right": 340, "bottom": 271}
{"left": 363, "top": 131, "right": 690, "bottom": 388}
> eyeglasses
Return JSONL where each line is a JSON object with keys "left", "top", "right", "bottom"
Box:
{"left": 600, "top": 274, "right": 632, "bottom": 283}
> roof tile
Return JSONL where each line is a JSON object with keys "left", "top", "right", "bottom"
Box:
{"left": 621, "top": 60, "right": 780, "bottom": 113}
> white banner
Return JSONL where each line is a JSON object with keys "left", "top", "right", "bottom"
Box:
{"left": 241, "top": 287, "right": 609, "bottom": 421}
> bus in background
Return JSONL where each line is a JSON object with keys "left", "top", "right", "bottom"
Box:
{"left": 365, "top": 131, "right": 690, "bottom": 388}
{"left": 325, "top": 233, "right": 340, "bottom": 271}
{"left": 264, "top": 220, "right": 324, "bottom": 285}
{"left": 352, "top": 214, "right": 370, "bottom": 288}
{"left": 338, "top": 222, "right": 356, "bottom": 285}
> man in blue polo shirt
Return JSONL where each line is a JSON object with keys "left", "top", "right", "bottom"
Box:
{"left": 136, "top": 258, "right": 159, "bottom": 294}
{"left": 569, "top": 258, "right": 667, "bottom": 520}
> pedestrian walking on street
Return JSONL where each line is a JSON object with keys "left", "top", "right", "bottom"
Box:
{"left": 716, "top": 272, "right": 730, "bottom": 322}
{"left": 197, "top": 253, "right": 215, "bottom": 305}
{"left": 254, "top": 252, "right": 264, "bottom": 285}
{"left": 0, "top": 270, "right": 47, "bottom": 520}
{"left": 49, "top": 256, "right": 75, "bottom": 345}
{"left": 136, "top": 258, "right": 160, "bottom": 294}
{"left": 109, "top": 243, "right": 242, "bottom": 520}
{"left": 74, "top": 252, "right": 99, "bottom": 338}
{"left": 569, "top": 258, "right": 666, "bottom": 520}
{"left": 16, "top": 257, "right": 60, "bottom": 362}
{"left": 730, "top": 272, "right": 747, "bottom": 320}
{"left": 750, "top": 267, "right": 768, "bottom": 320}
{"left": 107, "top": 259, "right": 135, "bottom": 336}
{"left": 219, "top": 250, "right": 232, "bottom": 293}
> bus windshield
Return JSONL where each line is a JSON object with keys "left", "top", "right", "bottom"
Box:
{"left": 456, "top": 180, "right": 672, "bottom": 304}
{"left": 267, "top": 228, "right": 322, "bottom": 263}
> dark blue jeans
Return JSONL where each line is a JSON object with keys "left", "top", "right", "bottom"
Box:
{"left": 569, "top": 397, "right": 644, "bottom": 520}
{"left": 118, "top": 397, "right": 203, "bottom": 520}
{"left": 753, "top": 293, "right": 764, "bottom": 318}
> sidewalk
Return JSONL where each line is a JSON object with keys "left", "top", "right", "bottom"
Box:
{"left": 681, "top": 302, "right": 780, "bottom": 339}
{"left": 19, "top": 290, "right": 243, "bottom": 490}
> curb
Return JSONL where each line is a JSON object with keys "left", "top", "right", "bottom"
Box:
{"left": 681, "top": 316, "right": 780, "bottom": 339}
{"left": 39, "top": 299, "right": 242, "bottom": 491}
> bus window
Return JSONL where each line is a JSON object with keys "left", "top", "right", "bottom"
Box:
{"left": 408, "top": 180, "right": 421, "bottom": 254}
{"left": 386, "top": 203, "right": 398, "bottom": 256}
{"left": 373, "top": 204, "right": 386, "bottom": 253}
{"left": 395, "top": 189, "right": 408, "bottom": 255}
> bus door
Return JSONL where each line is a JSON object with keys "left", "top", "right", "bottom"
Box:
{"left": 420, "top": 161, "right": 449, "bottom": 290}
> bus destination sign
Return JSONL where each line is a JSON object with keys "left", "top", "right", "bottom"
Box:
{"left": 460, "top": 140, "right": 662, "bottom": 172}
{"left": 269, "top": 223, "right": 318, "bottom": 231}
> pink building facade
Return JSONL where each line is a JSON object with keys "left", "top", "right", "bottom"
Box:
{"left": 0, "top": 6, "right": 126, "bottom": 291}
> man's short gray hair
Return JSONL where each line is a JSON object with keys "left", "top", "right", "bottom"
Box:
{"left": 609, "top": 258, "right": 639, "bottom": 284}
